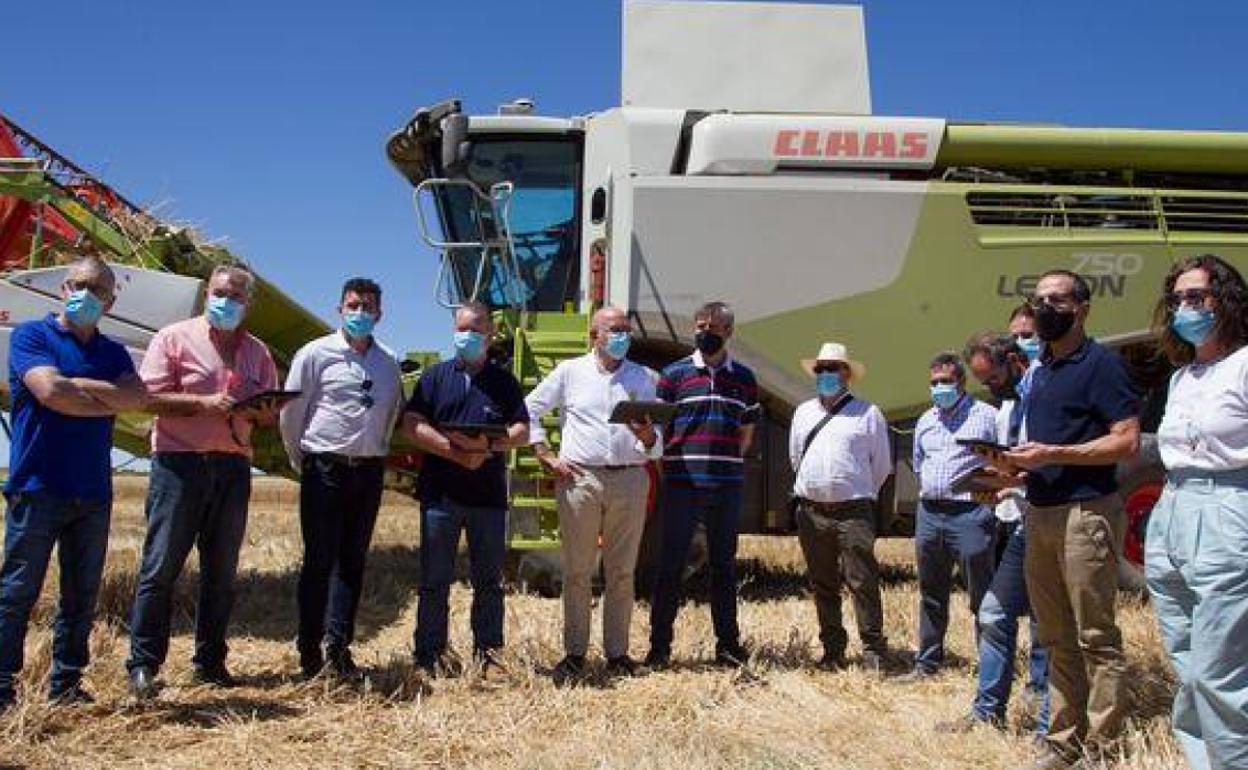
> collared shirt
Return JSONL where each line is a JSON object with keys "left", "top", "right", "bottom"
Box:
{"left": 6, "top": 313, "right": 136, "bottom": 501}
{"left": 280, "top": 330, "right": 405, "bottom": 465}
{"left": 405, "top": 358, "right": 528, "bottom": 508}
{"left": 658, "top": 350, "right": 759, "bottom": 487}
{"left": 1158, "top": 344, "right": 1248, "bottom": 472}
{"left": 913, "top": 393, "right": 998, "bottom": 502}
{"left": 789, "top": 394, "right": 891, "bottom": 503}
{"left": 141, "top": 316, "right": 278, "bottom": 457}
{"left": 1024, "top": 338, "right": 1138, "bottom": 506}
{"left": 524, "top": 351, "right": 663, "bottom": 466}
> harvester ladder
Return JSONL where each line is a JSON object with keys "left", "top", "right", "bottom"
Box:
{"left": 507, "top": 310, "right": 590, "bottom": 550}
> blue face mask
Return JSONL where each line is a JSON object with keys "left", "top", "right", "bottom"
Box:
{"left": 816, "top": 371, "right": 843, "bottom": 398}
{"left": 931, "top": 382, "right": 961, "bottom": 410}
{"left": 64, "top": 289, "right": 105, "bottom": 328}
{"left": 1015, "top": 335, "right": 1041, "bottom": 362}
{"left": 206, "top": 295, "right": 244, "bottom": 331}
{"left": 1171, "top": 306, "right": 1215, "bottom": 347}
{"left": 454, "top": 330, "right": 487, "bottom": 362}
{"left": 604, "top": 331, "right": 632, "bottom": 360}
{"left": 343, "top": 310, "right": 376, "bottom": 340}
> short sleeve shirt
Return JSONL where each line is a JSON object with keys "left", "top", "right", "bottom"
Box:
{"left": 6, "top": 314, "right": 137, "bottom": 501}
{"left": 1024, "top": 338, "right": 1139, "bottom": 506}
{"left": 405, "top": 358, "right": 528, "bottom": 508}
{"left": 657, "top": 352, "right": 759, "bottom": 487}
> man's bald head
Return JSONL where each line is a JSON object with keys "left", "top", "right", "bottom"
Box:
{"left": 591, "top": 306, "right": 628, "bottom": 336}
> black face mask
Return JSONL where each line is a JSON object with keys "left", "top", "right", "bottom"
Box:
{"left": 1035, "top": 304, "right": 1076, "bottom": 342}
{"left": 694, "top": 330, "right": 725, "bottom": 356}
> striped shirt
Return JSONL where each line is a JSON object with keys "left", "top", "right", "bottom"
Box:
{"left": 913, "top": 393, "right": 999, "bottom": 502}
{"left": 658, "top": 350, "right": 759, "bottom": 487}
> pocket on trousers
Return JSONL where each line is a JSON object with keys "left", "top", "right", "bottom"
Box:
{"left": 1077, "top": 511, "right": 1114, "bottom": 566}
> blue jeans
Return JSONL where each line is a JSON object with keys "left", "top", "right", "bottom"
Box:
{"left": 297, "top": 455, "right": 384, "bottom": 663}
{"left": 127, "top": 453, "right": 251, "bottom": 673}
{"left": 973, "top": 520, "right": 1050, "bottom": 730}
{"left": 0, "top": 490, "right": 111, "bottom": 698}
{"left": 1146, "top": 470, "right": 1248, "bottom": 770}
{"left": 413, "top": 496, "right": 506, "bottom": 661}
{"left": 915, "top": 500, "right": 997, "bottom": 673}
{"left": 649, "top": 481, "right": 743, "bottom": 653}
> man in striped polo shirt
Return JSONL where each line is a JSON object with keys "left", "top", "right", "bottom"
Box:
{"left": 646, "top": 301, "right": 758, "bottom": 668}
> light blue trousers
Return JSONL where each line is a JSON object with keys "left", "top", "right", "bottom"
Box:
{"left": 1145, "top": 468, "right": 1248, "bottom": 770}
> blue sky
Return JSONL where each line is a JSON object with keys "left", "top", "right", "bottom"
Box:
{"left": 4, "top": 0, "right": 1248, "bottom": 358}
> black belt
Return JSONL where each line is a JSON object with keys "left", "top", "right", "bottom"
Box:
{"left": 797, "top": 498, "right": 875, "bottom": 516}
{"left": 309, "top": 452, "right": 384, "bottom": 468}
{"left": 580, "top": 463, "right": 645, "bottom": 471}
{"left": 921, "top": 499, "right": 980, "bottom": 514}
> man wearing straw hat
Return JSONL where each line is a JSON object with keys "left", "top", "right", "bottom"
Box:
{"left": 789, "top": 342, "right": 891, "bottom": 672}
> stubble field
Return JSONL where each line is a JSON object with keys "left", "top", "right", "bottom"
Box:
{"left": 0, "top": 477, "right": 1182, "bottom": 769}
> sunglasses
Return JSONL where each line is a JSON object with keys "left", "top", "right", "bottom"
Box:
{"left": 812, "top": 364, "right": 846, "bottom": 374}
{"left": 360, "top": 378, "right": 374, "bottom": 409}
{"left": 1165, "top": 288, "right": 1213, "bottom": 310}
{"left": 1025, "top": 292, "right": 1078, "bottom": 310}
{"left": 1013, "top": 331, "right": 1036, "bottom": 341}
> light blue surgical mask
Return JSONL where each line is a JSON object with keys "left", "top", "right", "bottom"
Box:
{"left": 454, "top": 330, "right": 487, "bottom": 362}
{"left": 1171, "top": 306, "right": 1215, "bottom": 347}
{"left": 604, "top": 331, "right": 632, "bottom": 361}
{"left": 64, "top": 289, "right": 104, "bottom": 328}
{"left": 343, "top": 310, "right": 376, "bottom": 340}
{"left": 1015, "top": 335, "right": 1041, "bottom": 362}
{"left": 816, "top": 371, "right": 843, "bottom": 398}
{"left": 931, "top": 382, "right": 961, "bottom": 410}
{"left": 206, "top": 295, "right": 244, "bottom": 331}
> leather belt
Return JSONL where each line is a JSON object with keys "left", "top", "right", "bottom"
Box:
{"left": 921, "top": 499, "right": 980, "bottom": 514}
{"left": 310, "top": 452, "right": 384, "bottom": 468}
{"left": 797, "top": 498, "right": 874, "bottom": 515}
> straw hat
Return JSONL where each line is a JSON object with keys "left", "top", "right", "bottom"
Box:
{"left": 800, "top": 342, "right": 867, "bottom": 380}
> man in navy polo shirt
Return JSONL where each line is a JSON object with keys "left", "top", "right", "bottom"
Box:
{"left": 0, "top": 257, "right": 146, "bottom": 710}
{"left": 647, "top": 301, "right": 758, "bottom": 668}
{"left": 1006, "top": 270, "right": 1140, "bottom": 770}
{"left": 402, "top": 301, "right": 529, "bottom": 677}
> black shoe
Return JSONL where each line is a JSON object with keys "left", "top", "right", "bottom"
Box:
{"left": 327, "top": 648, "right": 362, "bottom": 681}
{"left": 714, "top": 641, "right": 750, "bottom": 668}
{"left": 643, "top": 647, "right": 671, "bottom": 669}
{"left": 816, "top": 652, "right": 847, "bottom": 671}
{"left": 299, "top": 648, "right": 325, "bottom": 680}
{"left": 551, "top": 655, "right": 586, "bottom": 687}
{"left": 606, "top": 655, "right": 649, "bottom": 678}
{"left": 128, "top": 665, "right": 158, "bottom": 700}
{"left": 49, "top": 683, "right": 95, "bottom": 706}
{"left": 191, "top": 663, "right": 236, "bottom": 688}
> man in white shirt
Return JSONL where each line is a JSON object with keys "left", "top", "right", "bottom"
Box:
{"left": 280, "top": 278, "right": 404, "bottom": 680}
{"left": 525, "top": 306, "right": 661, "bottom": 685}
{"left": 789, "top": 342, "right": 891, "bottom": 671}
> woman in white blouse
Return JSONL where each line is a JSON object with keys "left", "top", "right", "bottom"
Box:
{"left": 1147, "top": 253, "right": 1248, "bottom": 770}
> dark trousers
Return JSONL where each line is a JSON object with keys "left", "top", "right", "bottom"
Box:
{"left": 795, "top": 499, "right": 887, "bottom": 658}
{"left": 297, "top": 455, "right": 385, "bottom": 663}
{"left": 649, "top": 481, "right": 742, "bottom": 653}
{"left": 127, "top": 452, "right": 251, "bottom": 673}
{"left": 0, "top": 491, "right": 110, "bottom": 698}
{"left": 915, "top": 499, "right": 997, "bottom": 673}
{"left": 413, "top": 496, "right": 506, "bottom": 662}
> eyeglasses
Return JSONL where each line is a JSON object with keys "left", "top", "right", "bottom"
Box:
{"left": 1013, "top": 331, "right": 1036, "bottom": 341}
{"left": 1165, "top": 288, "right": 1213, "bottom": 310}
{"left": 812, "top": 364, "right": 845, "bottom": 374}
{"left": 1025, "top": 292, "right": 1078, "bottom": 310}
{"left": 360, "top": 378, "right": 374, "bottom": 409}
{"left": 66, "top": 278, "right": 114, "bottom": 300}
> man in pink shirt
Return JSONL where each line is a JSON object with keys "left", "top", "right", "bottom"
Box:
{"left": 125, "top": 265, "right": 278, "bottom": 698}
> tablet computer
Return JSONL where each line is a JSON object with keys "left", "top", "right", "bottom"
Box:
{"left": 229, "top": 390, "right": 302, "bottom": 412}
{"left": 440, "top": 422, "right": 510, "bottom": 439}
{"left": 608, "top": 400, "right": 679, "bottom": 425}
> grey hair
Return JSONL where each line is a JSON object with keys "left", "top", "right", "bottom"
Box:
{"left": 209, "top": 264, "right": 256, "bottom": 299}
{"left": 67, "top": 256, "right": 115, "bottom": 284}
{"left": 694, "top": 300, "right": 734, "bottom": 327}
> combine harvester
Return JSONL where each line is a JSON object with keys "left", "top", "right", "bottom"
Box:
{"left": 0, "top": 112, "right": 334, "bottom": 475}
{"left": 386, "top": 0, "right": 1248, "bottom": 585}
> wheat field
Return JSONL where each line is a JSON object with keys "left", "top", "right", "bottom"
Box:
{"left": 0, "top": 477, "right": 1183, "bottom": 769}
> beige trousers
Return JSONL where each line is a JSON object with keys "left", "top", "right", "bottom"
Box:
{"left": 1025, "top": 494, "right": 1129, "bottom": 760}
{"left": 557, "top": 465, "right": 649, "bottom": 659}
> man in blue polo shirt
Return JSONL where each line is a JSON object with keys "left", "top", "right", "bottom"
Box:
{"left": 647, "top": 301, "right": 758, "bottom": 669}
{"left": 0, "top": 257, "right": 146, "bottom": 710}
{"left": 1006, "top": 270, "right": 1139, "bottom": 770}
{"left": 402, "top": 301, "right": 529, "bottom": 677}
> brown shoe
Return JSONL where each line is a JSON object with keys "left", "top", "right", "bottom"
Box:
{"left": 1013, "top": 745, "right": 1078, "bottom": 770}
